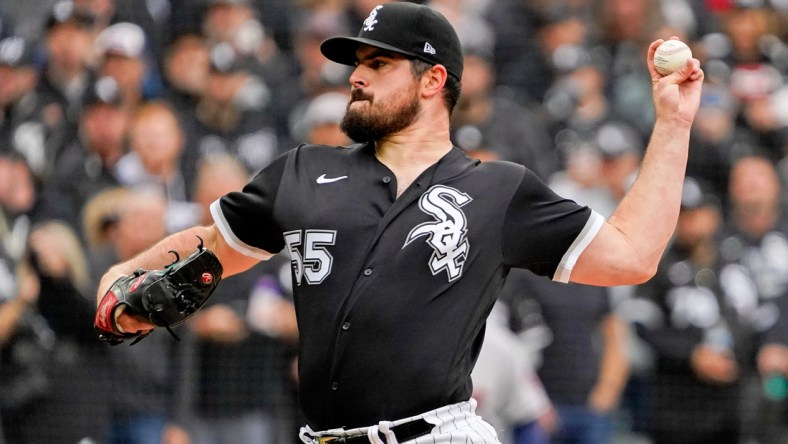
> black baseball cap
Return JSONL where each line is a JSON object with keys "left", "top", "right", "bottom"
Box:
{"left": 320, "top": 2, "right": 463, "bottom": 82}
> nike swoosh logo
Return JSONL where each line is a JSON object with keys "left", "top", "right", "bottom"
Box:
{"left": 316, "top": 174, "right": 348, "bottom": 184}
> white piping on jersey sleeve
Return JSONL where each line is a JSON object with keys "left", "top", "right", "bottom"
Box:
{"left": 210, "top": 199, "right": 274, "bottom": 261}
{"left": 552, "top": 210, "right": 605, "bottom": 283}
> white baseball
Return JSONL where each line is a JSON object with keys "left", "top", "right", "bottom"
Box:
{"left": 653, "top": 40, "right": 692, "bottom": 76}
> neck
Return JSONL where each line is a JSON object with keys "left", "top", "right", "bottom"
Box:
{"left": 375, "top": 138, "right": 452, "bottom": 168}
{"left": 373, "top": 114, "right": 453, "bottom": 169}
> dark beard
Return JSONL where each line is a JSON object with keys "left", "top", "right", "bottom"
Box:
{"left": 340, "top": 89, "right": 422, "bottom": 143}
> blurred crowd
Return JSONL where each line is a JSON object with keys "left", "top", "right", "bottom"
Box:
{"left": 1, "top": 0, "right": 788, "bottom": 443}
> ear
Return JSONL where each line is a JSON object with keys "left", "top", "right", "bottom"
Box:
{"left": 421, "top": 64, "right": 448, "bottom": 99}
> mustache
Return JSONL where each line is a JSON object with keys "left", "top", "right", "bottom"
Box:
{"left": 350, "top": 89, "right": 373, "bottom": 103}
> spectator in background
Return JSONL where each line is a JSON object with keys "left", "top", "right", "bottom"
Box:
{"left": 719, "top": 156, "right": 788, "bottom": 444}
{"left": 450, "top": 32, "right": 558, "bottom": 180}
{"left": 594, "top": 121, "right": 642, "bottom": 205}
{"left": 483, "top": 0, "right": 553, "bottom": 104}
{"left": 0, "top": 151, "right": 45, "bottom": 444}
{"left": 548, "top": 121, "right": 643, "bottom": 220}
{"left": 0, "top": 152, "right": 37, "bottom": 259}
{"left": 1, "top": 154, "right": 107, "bottom": 444}
{"left": 503, "top": 122, "right": 636, "bottom": 443}
{"left": 27, "top": 220, "right": 96, "bottom": 346}
{"left": 18, "top": 220, "right": 111, "bottom": 443}
{"left": 632, "top": 177, "right": 744, "bottom": 444}
{"left": 290, "top": 7, "right": 351, "bottom": 102}
{"left": 76, "top": 0, "right": 173, "bottom": 69}
{"left": 503, "top": 270, "right": 630, "bottom": 444}
{"left": 94, "top": 21, "right": 163, "bottom": 110}
{"left": 0, "top": 251, "right": 46, "bottom": 444}
{"left": 718, "top": 2, "right": 777, "bottom": 67}
{"left": 533, "top": 3, "right": 593, "bottom": 65}
{"left": 687, "top": 84, "right": 746, "bottom": 201}
{"left": 547, "top": 143, "right": 612, "bottom": 220}
{"left": 30, "top": 1, "right": 96, "bottom": 179}
{"left": 0, "top": 36, "right": 41, "bottom": 165}
{"left": 185, "top": 154, "right": 299, "bottom": 444}
{"left": 712, "top": 2, "right": 788, "bottom": 164}
{"left": 722, "top": 156, "right": 788, "bottom": 303}
{"left": 162, "top": 31, "right": 211, "bottom": 116}
{"left": 39, "top": 76, "right": 128, "bottom": 233}
{"left": 541, "top": 51, "right": 617, "bottom": 154}
{"left": 202, "top": 0, "right": 268, "bottom": 55}
{"left": 438, "top": 0, "right": 558, "bottom": 180}
{"left": 182, "top": 42, "right": 281, "bottom": 176}
{"left": 472, "top": 301, "right": 553, "bottom": 444}
{"left": 0, "top": 153, "right": 38, "bottom": 335}
{"left": 593, "top": 0, "right": 667, "bottom": 137}
{"left": 290, "top": 91, "right": 351, "bottom": 147}
{"left": 117, "top": 100, "right": 201, "bottom": 233}
{"left": 201, "top": 0, "right": 300, "bottom": 142}
{"left": 82, "top": 185, "right": 188, "bottom": 444}
{"left": 757, "top": 294, "right": 788, "bottom": 444}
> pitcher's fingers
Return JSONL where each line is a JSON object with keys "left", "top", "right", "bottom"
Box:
{"left": 665, "top": 58, "right": 700, "bottom": 84}
{"left": 646, "top": 39, "right": 665, "bottom": 82}
{"left": 117, "top": 311, "right": 155, "bottom": 333}
{"left": 688, "top": 61, "right": 704, "bottom": 82}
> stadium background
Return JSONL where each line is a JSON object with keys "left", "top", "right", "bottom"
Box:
{"left": 1, "top": 0, "right": 788, "bottom": 443}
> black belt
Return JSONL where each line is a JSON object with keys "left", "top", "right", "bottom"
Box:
{"left": 315, "top": 418, "right": 433, "bottom": 443}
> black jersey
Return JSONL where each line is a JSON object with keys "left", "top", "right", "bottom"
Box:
{"left": 211, "top": 143, "right": 603, "bottom": 430}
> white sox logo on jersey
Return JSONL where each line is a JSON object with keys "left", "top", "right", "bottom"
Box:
{"left": 404, "top": 185, "right": 472, "bottom": 282}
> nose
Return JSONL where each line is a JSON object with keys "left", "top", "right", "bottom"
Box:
{"left": 349, "top": 66, "right": 367, "bottom": 89}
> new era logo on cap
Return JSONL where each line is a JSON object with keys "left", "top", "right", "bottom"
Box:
{"left": 319, "top": 2, "right": 463, "bottom": 81}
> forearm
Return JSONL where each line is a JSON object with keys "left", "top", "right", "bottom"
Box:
{"left": 571, "top": 43, "right": 702, "bottom": 286}
{"left": 597, "top": 315, "right": 630, "bottom": 393}
{"left": 97, "top": 225, "right": 218, "bottom": 304}
{"left": 592, "top": 315, "right": 630, "bottom": 410}
{"left": 0, "top": 264, "right": 38, "bottom": 344}
{"left": 608, "top": 118, "right": 691, "bottom": 273}
{"left": 0, "top": 298, "right": 31, "bottom": 344}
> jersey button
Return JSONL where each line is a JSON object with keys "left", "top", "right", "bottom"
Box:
{"left": 341, "top": 322, "right": 351, "bottom": 331}
{"left": 382, "top": 176, "right": 391, "bottom": 183}
{"left": 331, "top": 382, "right": 339, "bottom": 390}
{"left": 363, "top": 268, "right": 373, "bottom": 276}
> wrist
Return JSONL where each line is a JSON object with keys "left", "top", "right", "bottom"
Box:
{"left": 653, "top": 115, "right": 694, "bottom": 133}
{"left": 99, "top": 267, "right": 127, "bottom": 294}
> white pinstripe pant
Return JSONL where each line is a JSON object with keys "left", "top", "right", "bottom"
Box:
{"left": 299, "top": 398, "right": 501, "bottom": 443}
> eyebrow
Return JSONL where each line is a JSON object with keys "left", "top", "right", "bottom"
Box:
{"left": 356, "top": 48, "right": 407, "bottom": 63}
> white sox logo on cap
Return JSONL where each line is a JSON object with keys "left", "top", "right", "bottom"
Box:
{"left": 363, "top": 5, "right": 382, "bottom": 31}
{"left": 319, "top": 2, "right": 464, "bottom": 81}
